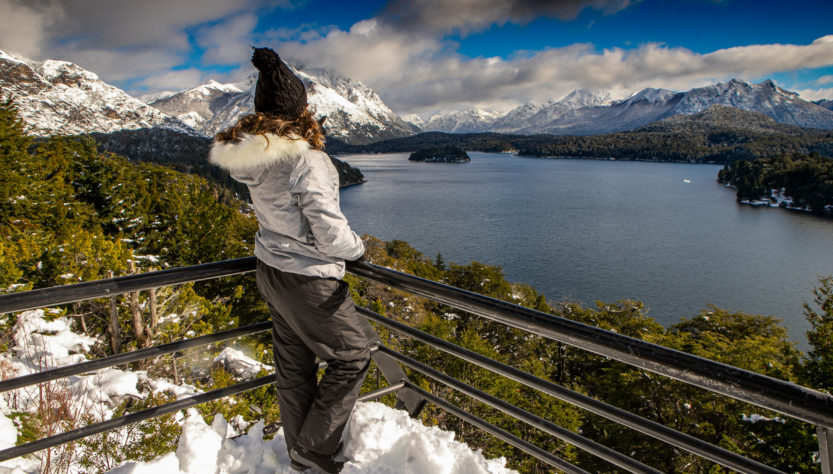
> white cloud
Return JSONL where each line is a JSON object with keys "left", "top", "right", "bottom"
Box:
{"left": 196, "top": 14, "right": 259, "bottom": 65}
{"left": 138, "top": 68, "right": 208, "bottom": 91}
{"left": 0, "top": 0, "right": 62, "bottom": 58}
{"left": 816, "top": 75, "right": 833, "bottom": 85}
{"left": 796, "top": 88, "right": 833, "bottom": 102}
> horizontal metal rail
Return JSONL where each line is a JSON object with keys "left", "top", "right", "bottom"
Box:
{"left": 0, "top": 257, "right": 258, "bottom": 315}
{"left": 0, "top": 321, "right": 271, "bottom": 393}
{"left": 0, "top": 374, "right": 273, "bottom": 462}
{"left": 348, "top": 261, "right": 833, "bottom": 429}
{"left": 381, "top": 346, "right": 663, "bottom": 474}
{"left": 404, "top": 382, "right": 590, "bottom": 474}
{"left": 359, "top": 307, "right": 781, "bottom": 474}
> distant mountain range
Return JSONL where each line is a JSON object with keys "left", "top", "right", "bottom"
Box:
{"left": 329, "top": 105, "right": 833, "bottom": 164}
{"left": 2, "top": 48, "right": 832, "bottom": 147}
{"left": 421, "top": 80, "right": 833, "bottom": 135}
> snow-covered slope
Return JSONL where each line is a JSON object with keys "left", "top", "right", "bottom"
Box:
{"left": 674, "top": 79, "right": 833, "bottom": 130}
{"left": 150, "top": 67, "right": 419, "bottom": 145}
{"left": 423, "top": 108, "right": 501, "bottom": 133}
{"left": 147, "top": 80, "right": 244, "bottom": 130}
{"left": 402, "top": 113, "right": 425, "bottom": 129}
{"left": 515, "top": 90, "right": 623, "bottom": 134}
{"left": 0, "top": 50, "right": 192, "bottom": 137}
{"left": 489, "top": 100, "right": 552, "bottom": 133}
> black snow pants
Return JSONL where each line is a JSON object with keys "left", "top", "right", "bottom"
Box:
{"left": 255, "top": 260, "right": 371, "bottom": 456}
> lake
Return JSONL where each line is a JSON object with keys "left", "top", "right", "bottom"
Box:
{"left": 338, "top": 152, "right": 833, "bottom": 348}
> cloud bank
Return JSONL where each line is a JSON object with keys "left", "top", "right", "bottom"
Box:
{"left": 1, "top": 0, "right": 832, "bottom": 113}
{"left": 279, "top": 19, "right": 833, "bottom": 115}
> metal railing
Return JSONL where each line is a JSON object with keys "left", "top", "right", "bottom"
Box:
{"left": 0, "top": 257, "right": 831, "bottom": 473}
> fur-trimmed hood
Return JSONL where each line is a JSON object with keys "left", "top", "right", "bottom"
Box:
{"left": 209, "top": 133, "right": 311, "bottom": 174}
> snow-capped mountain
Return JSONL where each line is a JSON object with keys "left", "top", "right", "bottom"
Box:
{"left": 423, "top": 108, "right": 501, "bottom": 133}
{"left": 401, "top": 113, "right": 425, "bottom": 129}
{"left": 673, "top": 79, "right": 833, "bottom": 130}
{"left": 510, "top": 90, "right": 622, "bottom": 134}
{"left": 532, "top": 80, "right": 833, "bottom": 134}
{"left": 423, "top": 80, "right": 833, "bottom": 135}
{"left": 489, "top": 100, "right": 552, "bottom": 133}
{"left": 0, "top": 50, "right": 191, "bottom": 136}
{"left": 815, "top": 99, "right": 833, "bottom": 111}
{"left": 146, "top": 79, "right": 244, "bottom": 130}
{"left": 149, "top": 66, "right": 419, "bottom": 145}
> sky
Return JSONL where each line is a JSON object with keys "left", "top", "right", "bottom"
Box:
{"left": 1, "top": 0, "right": 833, "bottom": 118}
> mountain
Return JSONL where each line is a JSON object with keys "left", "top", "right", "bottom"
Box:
{"left": 816, "top": 99, "right": 833, "bottom": 111}
{"left": 512, "top": 90, "right": 623, "bottom": 134}
{"left": 401, "top": 113, "right": 425, "bottom": 129}
{"left": 149, "top": 66, "right": 419, "bottom": 145}
{"left": 423, "top": 108, "right": 501, "bottom": 133}
{"left": 489, "top": 100, "right": 552, "bottom": 133}
{"left": 0, "top": 50, "right": 191, "bottom": 136}
{"left": 673, "top": 79, "right": 833, "bottom": 129}
{"left": 636, "top": 104, "right": 809, "bottom": 136}
{"left": 143, "top": 79, "right": 244, "bottom": 130}
{"left": 422, "top": 80, "right": 833, "bottom": 135}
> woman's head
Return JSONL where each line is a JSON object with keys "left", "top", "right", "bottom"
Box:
{"left": 214, "top": 109, "right": 325, "bottom": 150}
{"left": 214, "top": 47, "right": 325, "bottom": 150}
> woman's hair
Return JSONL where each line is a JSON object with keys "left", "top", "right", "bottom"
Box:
{"left": 214, "top": 109, "right": 325, "bottom": 150}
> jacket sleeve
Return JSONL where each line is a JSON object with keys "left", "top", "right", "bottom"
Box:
{"left": 291, "top": 151, "right": 365, "bottom": 261}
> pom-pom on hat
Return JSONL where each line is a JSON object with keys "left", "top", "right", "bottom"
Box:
{"left": 251, "top": 47, "right": 307, "bottom": 119}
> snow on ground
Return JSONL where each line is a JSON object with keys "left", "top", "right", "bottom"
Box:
{"left": 0, "top": 310, "right": 516, "bottom": 473}
{"left": 109, "top": 402, "right": 516, "bottom": 474}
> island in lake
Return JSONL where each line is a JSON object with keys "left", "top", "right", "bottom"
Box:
{"left": 409, "top": 146, "right": 471, "bottom": 163}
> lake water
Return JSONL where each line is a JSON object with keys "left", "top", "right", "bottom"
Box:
{"left": 339, "top": 152, "right": 833, "bottom": 348}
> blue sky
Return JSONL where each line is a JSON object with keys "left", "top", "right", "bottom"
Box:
{"left": 2, "top": 0, "right": 832, "bottom": 116}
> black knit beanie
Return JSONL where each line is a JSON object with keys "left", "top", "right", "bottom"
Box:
{"left": 251, "top": 47, "right": 307, "bottom": 119}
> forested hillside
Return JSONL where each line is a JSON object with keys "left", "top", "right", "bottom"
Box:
{"left": 2, "top": 98, "right": 832, "bottom": 472}
{"left": 718, "top": 153, "right": 833, "bottom": 215}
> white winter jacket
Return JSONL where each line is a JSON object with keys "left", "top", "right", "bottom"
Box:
{"left": 209, "top": 132, "right": 365, "bottom": 279}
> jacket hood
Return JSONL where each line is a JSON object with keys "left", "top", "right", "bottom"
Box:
{"left": 209, "top": 133, "right": 311, "bottom": 174}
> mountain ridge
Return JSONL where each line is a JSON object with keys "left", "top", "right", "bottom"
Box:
{"left": 149, "top": 66, "right": 419, "bottom": 145}
{"left": 0, "top": 49, "right": 193, "bottom": 137}
{"left": 422, "top": 80, "right": 833, "bottom": 135}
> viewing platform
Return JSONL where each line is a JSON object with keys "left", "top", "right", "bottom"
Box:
{"left": 0, "top": 258, "right": 831, "bottom": 473}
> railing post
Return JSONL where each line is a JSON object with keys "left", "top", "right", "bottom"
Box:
{"left": 356, "top": 315, "right": 426, "bottom": 417}
{"left": 820, "top": 426, "right": 833, "bottom": 474}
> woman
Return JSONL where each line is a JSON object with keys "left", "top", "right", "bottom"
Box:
{"left": 209, "top": 47, "right": 369, "bottom": 473}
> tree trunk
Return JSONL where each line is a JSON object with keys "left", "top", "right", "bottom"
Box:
{"left": 108, "top": 271, "right": 121, "bottom": 354}
{"left": 148, "top": 287, "right": 158, "bottom": 344}
{"left": 128, "top": 260, "right": 145, "bottom": 349}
